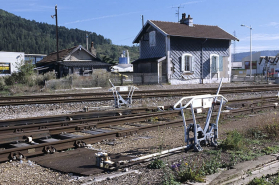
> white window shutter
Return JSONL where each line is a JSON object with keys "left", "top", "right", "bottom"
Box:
{"left": 181, "top": 57, "right": 185, "bottom": 72}
{"left": 191, "top": 56, "right": 195, "bottom": 71}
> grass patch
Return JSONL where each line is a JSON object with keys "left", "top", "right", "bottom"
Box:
{"left": 247, "top": 127, "right": 267, "bottom": 139}
{"left": 261, "top": 146, "right": 279, "bottom": 155}
{"left": 262, "top": 122, "right": 279, "bottom": 139}
{"left": 219, "top": 130, "right": 245, "bottom": 151}
{"left": 162, "top": 152, "right": 223, "bottom": 184}
{"left": 147, "top": 158, "right": 165, "bottom": 169}
{"left": 248, "top": 173, "right": 279, "bottom": 185}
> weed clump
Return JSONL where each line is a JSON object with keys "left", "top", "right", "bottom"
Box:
{"left": 248, "top": 173, "right": 279, "bottom": 185}
{"left": 262, "top": 123, "right": 279, "bottom": 139}
{"left": 147, "top": 158, "right": 165, "bottom": 169}
{"left": 220, "top": 130, "right": 245, "bottom": 151}
{"left": 261, "top": 146, "right": 279, "bottom": 155}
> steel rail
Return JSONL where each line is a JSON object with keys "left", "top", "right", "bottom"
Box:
{"left": 0, "top": 96, "right": 277, "bottom": 128}
{"left": 0, "top": 86, "right": 278, "bottom": 106}
{"left": 0, "top": 110, "right": 181, "bottom": 145}
{"left": 0, "top": 103, "right": 277, "bottom": 162}
{"left": 0, "top": 84, "right": 277, "bottom": 101}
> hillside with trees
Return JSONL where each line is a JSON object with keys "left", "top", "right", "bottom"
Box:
{"left": 0, "top": 9, "right": 139, "bottom": 63}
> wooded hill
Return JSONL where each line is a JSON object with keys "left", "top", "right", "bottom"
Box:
{"left": 0, "top": 9, "right": 139, "bottom": 63}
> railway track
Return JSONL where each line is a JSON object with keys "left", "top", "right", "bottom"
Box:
{"left": 0, "top": 95, "right": 277, "bottom": 127}
{"left": 0, "top": 84, "right": 278, "bottom": 106}
{"left": 0, "top": 95, "right": 278, "bottom": 163}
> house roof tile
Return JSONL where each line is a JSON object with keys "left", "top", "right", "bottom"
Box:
{"left": 37, "top": 46, "right": 77, "bottom": 64}
{"left": 36, "top": 45, "right": 98, "bottom": 65}
{"left": 133, "top": 20, "right": 238, "bottom": 43}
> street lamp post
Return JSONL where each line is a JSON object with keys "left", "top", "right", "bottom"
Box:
{"left": 241, "top": 24, "right": 252, "bottom": 78}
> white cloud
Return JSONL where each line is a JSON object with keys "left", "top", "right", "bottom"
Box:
{"left": 169, "top": 1, "right": 204, "bottom": 8}
{"left": 260, "top": 22, "right": 279, "bottom": 27}
{"left": 181, "top": 1, "right": 204, "bottom": 5}
{"left": 64, "top": 11, "right": 141, "bottom": 25}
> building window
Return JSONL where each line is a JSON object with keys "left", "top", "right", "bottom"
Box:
{"left": 149, "top": 31, "right": 156, "bottom": 47}
{"left": 210, "top": 54, "right": 219, "bottom": 73}
{"left": 181, "top": 53, "right": 193, "bottom": 72}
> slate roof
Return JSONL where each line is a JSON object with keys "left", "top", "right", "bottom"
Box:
{"left": 133, "top": 20, "right": 238, "bottom": 43}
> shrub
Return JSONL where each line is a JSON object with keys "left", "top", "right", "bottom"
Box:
{"left": 219, "top": 130, "right": 245, "bottom": 151}
{"left": 0, "top": 77, "right": 6, "bottom": 90}
{"left": 261, "top": 146, "right": 279, "bottom": 155}
{"left": 147, "top": 158, "right": 165, "bottom": 169}
{"left": 263, "top": 123, "right": 279, "bottom": 139}
{"left": 162, "top": 168, "right": 180, "bottom": 185}
{"left": 247, "top": 127, "right": 266, "bottom": 139}
{"left": 248, "top": 173, "right": 279, "bottom": 185}
{"left": 200, "top": 152, "right": 222, "bottom": 175}
{"left": 15, "top": 59, "right": 35, "bottom": 76}
{"left": 5, "top": 73, "right": 20, "bottom": 86}
{"left": 43, "top": 71, "right": 56, "bottom": 81}
{"left": 176, "top": 166, "right": 205, "bottom": 183}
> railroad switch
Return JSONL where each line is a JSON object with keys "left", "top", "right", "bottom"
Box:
{"left": 95, "top": 152, "right": 115, "bottom": 169}
{"left": 173, "top": 79, "right": 228, "bottom": 152}
{"left": 109, "top": 79, "right": 138, "bottom": 108}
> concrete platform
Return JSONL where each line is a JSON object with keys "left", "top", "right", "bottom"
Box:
{"left": 31, "top": 148, "right": 133, "bottom": 176}
{"left": 194, "top": 154, "right": 279, "bottom": 185}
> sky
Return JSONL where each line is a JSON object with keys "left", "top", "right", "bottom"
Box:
{"left": 1, "top": 0, "right": 279, "bottom": 53}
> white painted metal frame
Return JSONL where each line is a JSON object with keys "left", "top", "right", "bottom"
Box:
{"left": 109, "top": 79, "right": 138, "bottom": 108}
{"left": 173, "top": 80, "right": 228, "bottom": 151}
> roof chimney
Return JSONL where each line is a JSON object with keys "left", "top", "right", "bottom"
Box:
{"left": 180, "top": 13, "right": 193, "bottom": 27}
{"left": 182, "top": 13, "right": 186, "bottom": 20}
{"left": 90, "top": 41, "right": 97, "bottom": 56}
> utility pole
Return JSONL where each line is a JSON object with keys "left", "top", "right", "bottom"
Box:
{"left": 51, "top": 5, "right": 59, "bottom": 78}
{"left": 172, "top": 5, "right": 184, "bottom": 22}
{"left": 86, "top": 33, "right": 88, "bottom": 50}
{"left": 51, "top": 5, "right": 59, "bottom": 62}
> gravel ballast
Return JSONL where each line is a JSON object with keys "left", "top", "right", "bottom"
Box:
{"left": 0, "top": 82, "right": 278, "bottom": 184}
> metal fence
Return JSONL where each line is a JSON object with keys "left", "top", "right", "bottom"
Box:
{"left": 231, "top": 74, "right": 278, "bottom": 83}
{"left": 110, "top": 73, "right": 167, "bottom": 85}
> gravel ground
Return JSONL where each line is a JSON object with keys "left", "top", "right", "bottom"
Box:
{"left": 0, "top": 82, "right": 278, "bottom": 184}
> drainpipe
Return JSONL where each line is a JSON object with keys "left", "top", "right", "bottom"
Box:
{"left": 157, "top": 56, "right": 166, "bottom": 84}
{"left": 201, "top": 39, "right": 208, "bottom": 84}
{"left": 158, "top": 61, "right": 160, "bottom": 84}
